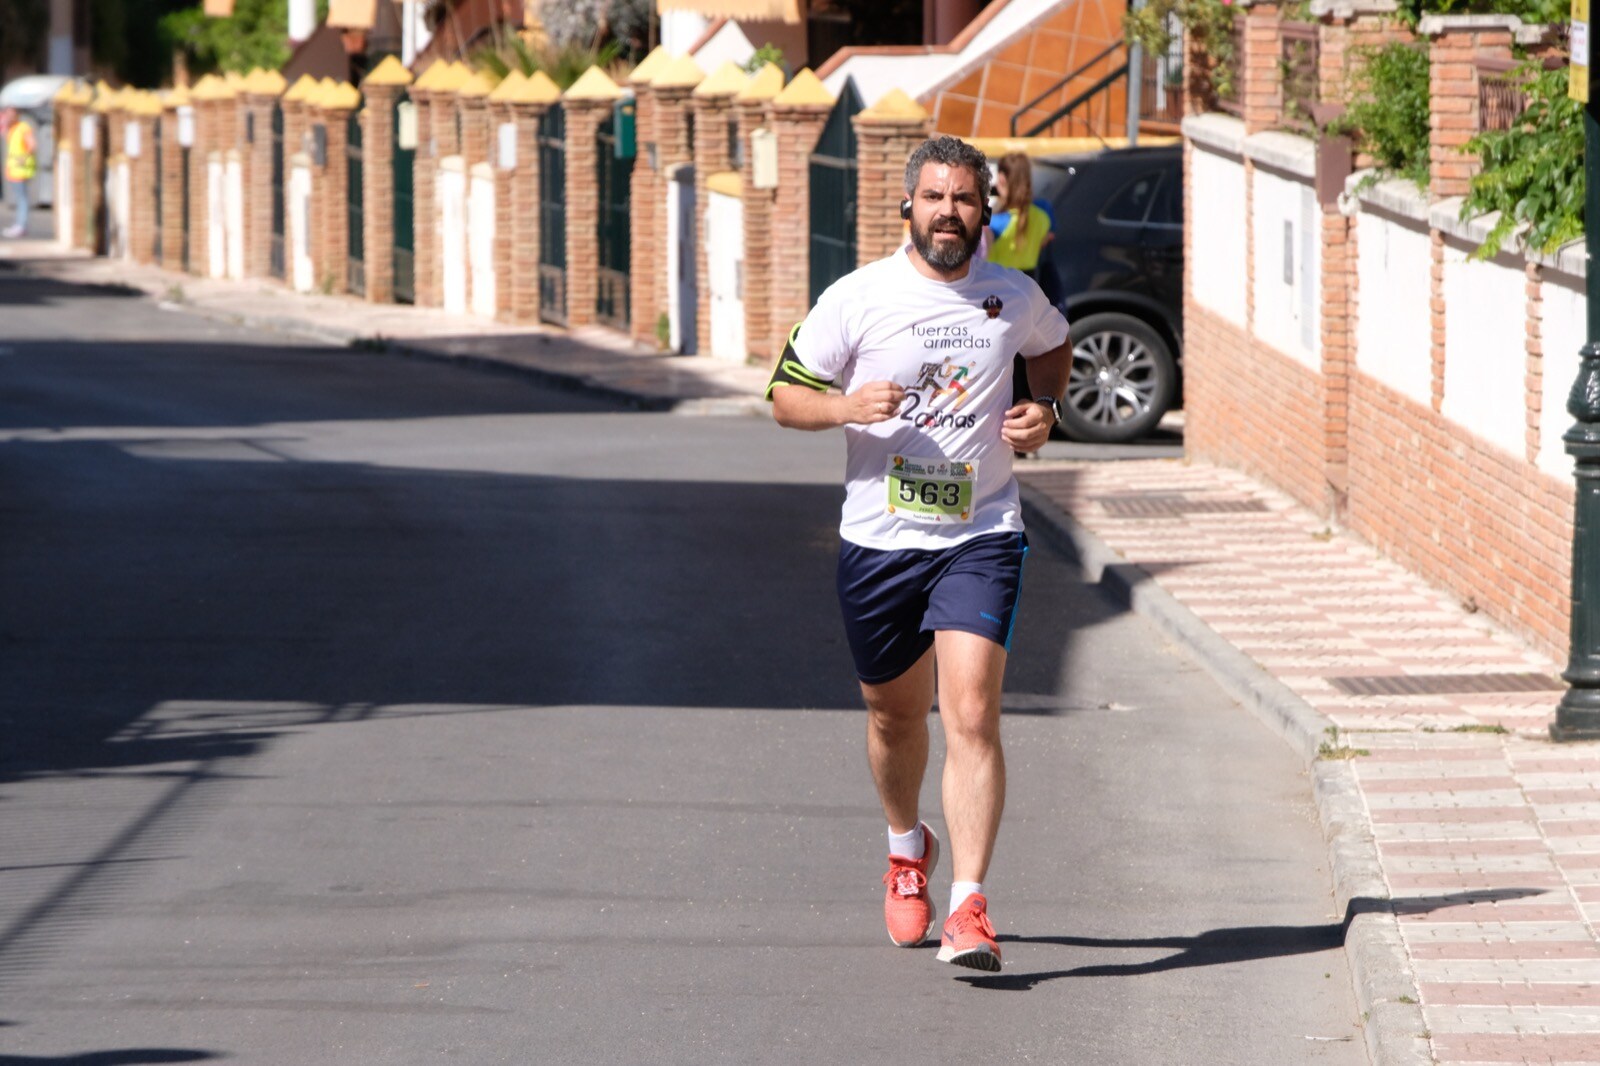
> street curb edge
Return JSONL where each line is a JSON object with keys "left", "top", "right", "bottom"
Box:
{"left": 1020, "top": 482, "right": 1433, "bottom": 1066}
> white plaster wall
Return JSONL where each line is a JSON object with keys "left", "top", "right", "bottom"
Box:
{"left": 1190, "top": 147, "right": 1246, "bottom": 327}
{"left": 468, "top": 163, "right": 496, "bottom": 320}
{"left": 1250, "top": 168, "right": 1320, "bottom": 371}
{"left": 706, "top": 189, "right": 745, "bottom": 363}
{"left": 225, "top": 153, "right": 244, "bottom": 280}
{"left": 1539, "top": 272, "right": 1587, "bottom": 479}
{"left": 289, "top": 162, "right": 313, "bottom": 293}
{"left": 689, "top": 19, "right": 755, "bottom": 71}
{"left": 661, "top": 11, "right": 712, "bottom": 55}
{"left": 207, "top": 153, "right": 226, "bottom": 279}
{"left": 110, "top": 160, "right": 129, "bottom": 260}
{"left": 439, "top": 158, "right": 467, "bottom": 316}
{"left": 55, "top": 148, "right": 72, "bottom": 246}
{"left": 1440, "top": 240, "right": 1529, "bottom": 461}
{"left": 824, "top": 0, "right": 1066, "bottom": 105}
{"left": 1354, "top": 210, "right": 1432, "bottom": 406}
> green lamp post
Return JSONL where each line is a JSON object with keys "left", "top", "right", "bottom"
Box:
{"left": 1554, "top": 2, "right": 1600, "bottom": 741}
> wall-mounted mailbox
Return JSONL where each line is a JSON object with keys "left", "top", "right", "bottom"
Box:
{"left": 125, "top": 121, "right": 141, "bottom": 159}
{"left": 612, "top": 98, "right": 636, "bottom": 160}
{"left": 80, "top": 114, "right": 97, "bottom": 152}
{"left": 497, "top": 122, "right": 516, "bottom": 170}
{"left": 176, "top": 106, "right": 195, "bottom": 147}
{"left": 397, "top": 101, "right": 418, "bottom": 150}
{"left": 751, "top": 128, "right": 778, "bottom": 189}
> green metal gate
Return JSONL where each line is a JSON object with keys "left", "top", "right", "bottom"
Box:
{"left": 808, "top": 78, "right": 863, "bottom": 307}
{"left": 152, "top": 116, "right": 163, "bottom": 262}
{"left": 347, "top": 107, "right": 365, "bottom": 296}
{"left": 270, "top": 104, "right": 284, "bottom": 279}
{"left": 392, "top": 91, "right": 414, "bottom": 304}
{"left": 538, "top": 102, "right": 566, "bottom": 326}
{"left": 595, "top": 109, "right": 631, "bottom": 330}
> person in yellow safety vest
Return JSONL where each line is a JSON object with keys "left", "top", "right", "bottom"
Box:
{"left": 3, "top": 107, "right": 38, "bottom": 239}
{"left": 987, "top": 152, "right": 1058, "bottom": 414}
{"left": 986, "top": 152, "right": 1053, "bottom": 276}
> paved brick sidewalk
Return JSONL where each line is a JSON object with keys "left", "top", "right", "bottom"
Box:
{"left": 1021, "top": 458, "right": 1600, "bottom": 1066}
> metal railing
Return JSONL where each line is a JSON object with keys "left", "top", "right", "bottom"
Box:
{"left": 1008, "top": 39, "right": 1188, "bottom": 139}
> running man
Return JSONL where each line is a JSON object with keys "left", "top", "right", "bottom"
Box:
{"left": 766, "top": 135, "right": 1071, "bottom": 972}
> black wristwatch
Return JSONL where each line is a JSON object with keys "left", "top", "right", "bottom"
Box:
{"left": 1034, "top": 395, "right": 1062, "bottom": 425}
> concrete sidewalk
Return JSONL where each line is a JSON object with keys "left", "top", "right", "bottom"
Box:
{"left": 9, "top": 237, "right": 1598, "bottom": 1065}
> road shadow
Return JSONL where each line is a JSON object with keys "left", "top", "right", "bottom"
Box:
{"left": 956, "top": 889, "right": 1549, "bottom": 990}
{"left": 0, "top": 1051, "right": 217, "bottom": 1065}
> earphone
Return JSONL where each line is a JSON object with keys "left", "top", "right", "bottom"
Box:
{"left": 901, "top": 198, "right": 993, "bottom": 225}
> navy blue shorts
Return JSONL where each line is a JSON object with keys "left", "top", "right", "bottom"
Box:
{"left": 836, "top": 531, "right": 1029, "bottom": 685}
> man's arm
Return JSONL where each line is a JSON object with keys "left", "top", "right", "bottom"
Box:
{"left": 1000, "top": 337, "right": 1071, "bottom": 451}
{"left": 772, "top": 380, "right": 907, "bottom": 432}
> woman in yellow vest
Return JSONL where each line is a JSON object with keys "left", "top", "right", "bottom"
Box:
{"left": 3, "top": 107, "right": 37, "bottom": 238}
{"left": 987, "top": 152, "right": 1053, "bottom": 276}
{"left": 988, "top": 153, "right": 1057, "bottom": 416}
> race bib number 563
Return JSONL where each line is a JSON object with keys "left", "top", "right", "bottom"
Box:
{"left": 885, "top": 455, "right": 976, "bottom": 524}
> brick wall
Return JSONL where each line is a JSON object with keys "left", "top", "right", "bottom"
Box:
{"left": 412, "top": 90, "right": 437, "bottom": 307}
{"left": 629, "top": 85, "right": 659, "bottom": 345}
{"left": 650, "top": 85, "right": 697, "bottom": 345}
{"left": 766, "top": 98, "right": 831, "bottom": 363}
{"left": 737, "top": 98, "right": 774, "bottom": 363}
{"left": 507, "top": 99, "right": 547, "bottom": 323}
{"left": 321, "top": 102, "right": 355, "bottom": 295}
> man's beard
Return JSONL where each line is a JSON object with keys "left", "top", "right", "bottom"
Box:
{"left": 910, "top": 212, "right": 981, "bottom": 272}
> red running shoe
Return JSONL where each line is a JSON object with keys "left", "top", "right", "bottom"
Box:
{"left": 937, "top": 893, "right": 1001, "bottom": 971}
{"left": 882, "top": 823, "right": 940, "bottom": 947}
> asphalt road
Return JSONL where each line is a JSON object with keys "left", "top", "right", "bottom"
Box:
{"left": 0, "top": 269, "right": 1366, "bottom": 1064}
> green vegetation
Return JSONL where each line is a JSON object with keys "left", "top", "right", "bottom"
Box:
{"left": 160, "top": 0, "right": 327, "bottom": 78}
{"left": 742, "top": 44, "right": 787, "bottom": 75}
{"left": 1461, "top": 62, "right": 1584, "bottom": 258}
{"left": 1331, "top": 41, "right": 1432, "bottom": 189}
{"left": 474, "top": 31, "right": 623, "bottom": 89}
{"left": 1125, "top": 0, "right": 1239, "bottom": 99}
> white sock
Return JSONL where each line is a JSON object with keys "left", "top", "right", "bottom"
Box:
{"left": 950, "top": 881, "right": 983, "bottom": 914}
{"left": 887, "top": 823, "right": 925, "bottom": 860}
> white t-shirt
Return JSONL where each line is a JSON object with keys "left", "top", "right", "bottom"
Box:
{"left": 792, "top": 247, "right": 1071, "bottom": 551}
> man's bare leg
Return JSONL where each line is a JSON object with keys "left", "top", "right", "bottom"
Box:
{"left": 861, "top": 646, "right": 936, "bottom": 834}
{"left": 934, "top": 629, "right": 1007, "bottom": 884}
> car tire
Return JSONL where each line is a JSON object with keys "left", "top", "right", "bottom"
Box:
{"left": 1055, "top": 312, "right": 1177, "bottom": 444}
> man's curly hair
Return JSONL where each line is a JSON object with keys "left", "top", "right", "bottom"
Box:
{"left": 903, "top": 136, "right": 990, "bottom": 203}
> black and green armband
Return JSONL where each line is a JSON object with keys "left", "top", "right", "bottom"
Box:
{"left": 765, "top": 322, "right": 834, "bottom": 401}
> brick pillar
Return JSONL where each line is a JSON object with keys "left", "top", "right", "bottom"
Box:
{"left": 1421, "top": 15, "right": 1516, "bottom": 200}
{"left": 459, "top": 72, "right": 493, "bottom": 165}
{"left": 626, "top": 82, "right": 660, "bottom": 345}
{"left": 360, "top": 56, "right": 412, "bottom": 304}
{"left": 1241, "top": 3, "right": 1284, "bottom": 134}
{"left": 126, "top": 96, "right": 160, "bottom": 264}
{"left": 853, "top": 90, "right": 932, "bottom": 267}
{"left": 1320, "top": 201, "right": 1353, "bottom": 508}
{"left": 767, "top": 71, "right": 834, "bottom": 362}
{"left": 160, "top": 92, "right": 187, "bottom": 271}
{"left": 321, "top": 84, "right": 360, "bottom": 295}
{"left": 648, "top": 66, "right": 702, "bottom": 347}
{"left": 499, "top": 71, "right": 559, "bottom": 324}
{"left": 693, "top": 63, "right": 746, "bottom": 358}
{"left": 187, "top": 78, "right": 222, "bottom": 274}
{"left": 242, "top": 71, "right": 286, "bottom": 279}
{"left": 735, "top": 64, "right": 785, "bottom": 363}
{"left": 563, "top": 69, "right": 624, "bottom": 329}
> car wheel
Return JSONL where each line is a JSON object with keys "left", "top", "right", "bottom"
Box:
{"left": 1056, "top": 312, "right": 1176, "bottom": 444}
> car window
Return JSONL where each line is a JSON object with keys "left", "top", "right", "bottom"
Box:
{"left": 1099, "top": 171, "right": 1164, "bottom": 225}
{"left": 1146, "top": 169, "right": 1183, "bottom": 228}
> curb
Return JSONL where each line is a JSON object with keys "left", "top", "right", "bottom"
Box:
{"left": 4, "top": 256, "right": 769, "bottom": 418}
{"left": 1020, "top": 482, "right": 1433, "bottom": 1066}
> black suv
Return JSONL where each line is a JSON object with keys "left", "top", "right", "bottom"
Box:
{"left": 1030, "top": 145, "right": 1184, "bottom": 443}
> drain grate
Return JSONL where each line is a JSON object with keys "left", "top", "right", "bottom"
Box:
{"left": 1326, "top": 672, "right": 1564, "bottom": 697}
{"left": 1093, "top": 494, "right": 1270, "bottom": 519}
